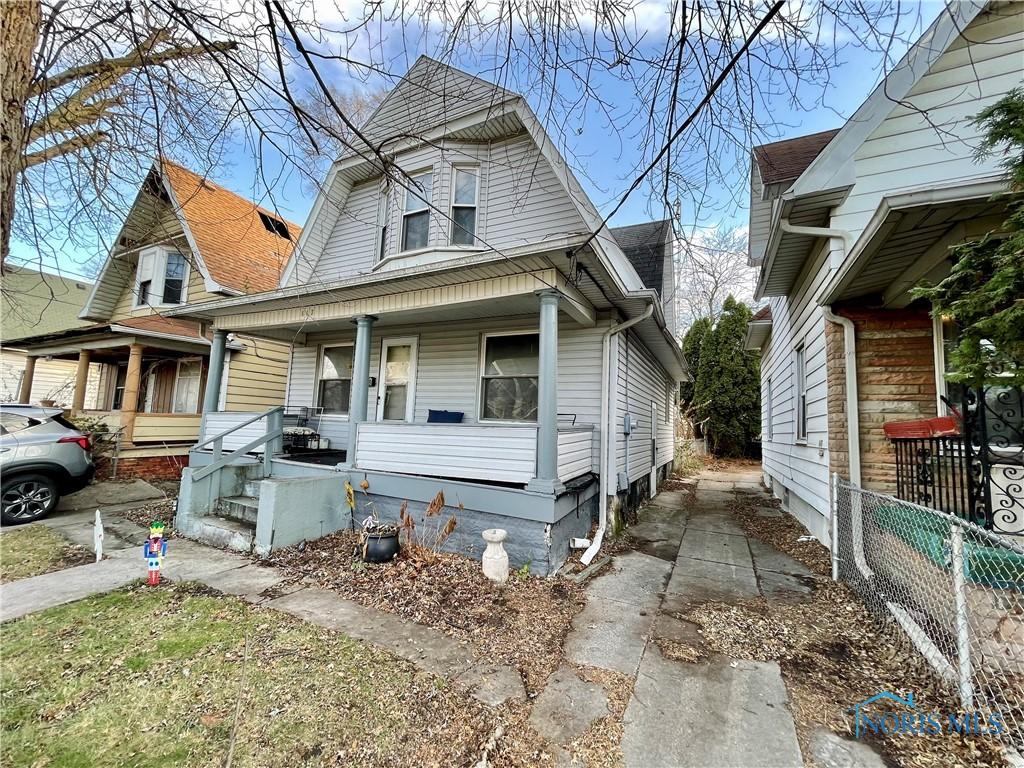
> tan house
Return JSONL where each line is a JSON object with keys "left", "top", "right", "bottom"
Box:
{"left": 13, "top": 160, "right": 297, "bottom": 478}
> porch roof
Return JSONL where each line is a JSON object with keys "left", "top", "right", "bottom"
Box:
{"left": 823, "top": 176, "right": 1014, "bottom": 307}
{"left": 165, "top": 240, "right": 689, "bottom": 380}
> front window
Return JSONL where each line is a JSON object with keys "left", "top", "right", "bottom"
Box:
{"left": 401, "top": 172, "right": 432, "bottom": 251}
{"left": 450, "top": 167, "right": 478, "bottom": 246}
{"left": 162, "top": 252, "right": 186, "bottom": 304}
{"left": 481, "top": 333, "right": 539, "bottom": 421}
{"left": 172, "top": 359, "right": 202, "bottom": 413}
{"left": 318, "top": 345, "right": 354, "bottom": 414}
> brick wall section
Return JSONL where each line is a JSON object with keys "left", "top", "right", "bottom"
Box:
{"left": 824, "top": 306, "right": 937, "bottom": 494}
{"left": 95, "top": 453, "right": 188, "bottom": 481}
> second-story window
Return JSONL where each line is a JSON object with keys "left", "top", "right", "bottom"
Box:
{"left": 162, "top": 252, "right": 186, "bottom": 304}
{"left": 450, "top": 166, "right": 478, "bottom": 245}
{"left": 135, "top": 247, "right": 187, "bottom": 307}
{"left": 401, "top": 171, "right": 432, "bottom": 251}
{"left": 378, "top": 184, "right": 390, "bottom": 261}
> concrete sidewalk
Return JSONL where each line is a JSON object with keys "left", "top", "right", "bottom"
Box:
{"left": 566, "top": 468, "right": 811, "bottom": 768}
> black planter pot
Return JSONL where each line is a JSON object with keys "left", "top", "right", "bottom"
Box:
{"left": 361, "top": 528, "right": 400, "bottom": 563}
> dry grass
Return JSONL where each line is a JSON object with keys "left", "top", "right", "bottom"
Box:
{"left": 567, "top": 665, "right": 635, "bottom": 768}
{"left": 267, "top": 530, "right": 587, "bottom": 694}
{"left": 1, "top": 581, "right": 557, "bottom": 768}
{"left": 702, "top": 494, "right": 1010, "bottom": 768}
{"left": 0, "top": 524, "right": 92, "bottom": 582}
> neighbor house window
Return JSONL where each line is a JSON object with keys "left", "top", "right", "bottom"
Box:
{"left": 134, "top": 247, "right": 188, "bottom": 307}
{"left": 795, "top": 344, "right": 807, "bottom": 442}
{"left": 480, "top": 332, "right": 539, "bottom": 421}
{"left": 401, "top": 172, "right": 432, "bottom": 251}
{"left": 318, "top": 344, "right": 354, "bottom": 414}
{"left": 172, "top": 358, "right": 203, "bottom": 413}
{"left": 450, "top": 166, "right": 478, "bottom": 246}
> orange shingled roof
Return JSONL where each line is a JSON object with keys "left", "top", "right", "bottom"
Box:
{"left": 161, "top": 160, "right": 302, "bottom": 294}
{"left": 752, "top": 129, "right": 840, "bottom": 186}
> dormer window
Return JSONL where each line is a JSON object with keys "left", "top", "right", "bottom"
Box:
{"left": 134, "top": 247, "right": 189, "bottom": 308}
{"left": 450, "top": 166, "right": 478, "bottom": 246}
{"left": 401, "top": 171, "right": 432, "bottom": 251}
{"left": 258, "top": 211, "right": 291, "bottom": 240}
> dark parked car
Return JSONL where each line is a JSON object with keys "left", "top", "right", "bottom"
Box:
{"left": 0, "top": 405, "right": 95, "bottom": 524}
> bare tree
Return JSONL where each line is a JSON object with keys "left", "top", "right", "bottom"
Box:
{"left": 675, "top": 225, "right": 757, "bottom": 330}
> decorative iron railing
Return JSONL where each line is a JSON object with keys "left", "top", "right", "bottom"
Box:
{"left": 889, "top": 387, "right": 1023, "bottom": 537}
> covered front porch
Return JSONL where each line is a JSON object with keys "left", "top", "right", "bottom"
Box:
{"left": 13, "top": 316, "right": 224, "bottom": 446}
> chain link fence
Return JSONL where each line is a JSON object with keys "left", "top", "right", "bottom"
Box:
{"left": 832, "top": 476, "right": 1024, "bottom": 754}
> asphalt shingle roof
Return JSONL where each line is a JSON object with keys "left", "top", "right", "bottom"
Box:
{"left": 611, "top": 219, "right": 672, "bottom": 293}
{"left": 1, "top": 267, "right": 94, "bottom": 341}
{"left": 752, "top": 129, "right": 840, "bottom": 186}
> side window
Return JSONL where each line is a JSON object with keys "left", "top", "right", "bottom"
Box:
{"left": 480, "top": 333, "right": 539, "bottom": 421}
{"left": 401, "top": 172, "right": 432, "bottom": 251}
{"left": 795, "top": 344, "right": 807, "bottom": 442}
{"left": 0, "top": 412, "right": 37, "bottom": 434}
{"left": 318, "top": 345, "right": 354, "bottom": 414}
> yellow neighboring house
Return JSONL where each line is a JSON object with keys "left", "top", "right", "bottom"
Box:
{"left": 1, "top": 267, "right": 103, "bottom": 406}
{"left": 11, "top": 160, "right": 297, "bottom": 478}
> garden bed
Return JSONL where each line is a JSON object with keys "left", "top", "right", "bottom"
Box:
{"left": 267, "top": 530, "right": 587, "bottom": 694}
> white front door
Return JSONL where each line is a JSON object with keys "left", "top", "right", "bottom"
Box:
{"left": 650, "top": 400, "right": 658, "bottom": 497}
{"left": 376, "top": 337, "right": 417, "bottom": 422}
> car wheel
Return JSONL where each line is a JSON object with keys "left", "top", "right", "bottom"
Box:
{"left": 1, "top": 474, "right": 60, "bottom": 525}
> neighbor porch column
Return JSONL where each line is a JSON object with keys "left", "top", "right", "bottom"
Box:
{"left": 72, "top": 350, "right": 92, "bottom": 412}
{"left": 18, "top": 356, "right": 37, "bottom": 403}
{"left": 347, "top": 314, "right": 376, "bottom": 466}
{"left": 121, "top": 343, "right": 144, "bottom": 444}
{"left": 528, "top": 289, "right": 564, "bottom": 494}
{"left": 203, "top": 329, "right": 228, "bottom": 414}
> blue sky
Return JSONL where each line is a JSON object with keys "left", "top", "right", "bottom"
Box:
{"left": 12, "top": 1, "right": 945, "bottom": 279}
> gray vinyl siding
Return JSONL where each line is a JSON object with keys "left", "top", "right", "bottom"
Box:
{"left": 614, "top": 329, "right": 676, "bottom": 483}
{"left": 303, "top": 134, "right": 589, "bottom": 284}
{"left": 285, "top": 315, "right": 606, "bottom": 457}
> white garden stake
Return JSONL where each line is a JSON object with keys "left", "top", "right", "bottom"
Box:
{"left": 481, "top": 529, "right": 509, "bottom": 584}
{"left": 93, "top": 509, "right": 104, "bottom": 562}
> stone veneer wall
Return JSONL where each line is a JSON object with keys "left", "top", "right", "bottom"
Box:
{"left": 824, "top": 306, "right": 938, "bottom": 495}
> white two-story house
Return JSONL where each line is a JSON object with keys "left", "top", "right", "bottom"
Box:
{"left": 170, "top": 57, "right": 686, "bottom": 574}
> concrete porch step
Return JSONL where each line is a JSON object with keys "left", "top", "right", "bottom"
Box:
{"left": 193, "top": 515, "right": 256, "bottom": 554}
{"left": 243, "top": 480, "right": 263, "bottom": 498}
{"left": 217, "top": 495, "right": 259, "bottom": 524}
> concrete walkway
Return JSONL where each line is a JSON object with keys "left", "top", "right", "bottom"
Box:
{"left": 562, "top": 468, "right": 811, "bottom": 767}
{"left": 0, "top": 513, "right": 525, "bottom": 708}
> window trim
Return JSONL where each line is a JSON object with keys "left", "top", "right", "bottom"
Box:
{"left": 400, "top": 170, "right": 433, "bottom": 253}
{"left": 315, "top": 342, "right": 355, "bottom": 417}
{"left": 377, "top": 181, "right": 391, "bottom": 263}
{"left": 766, "top": 376, "right": 773, "bottom": 442}
{"left": 795, "top": 343, "right": 807, "bottom": 443}
{"left": 478, "top": 328, "right": 540, "bottom": 424}
{"left": 133, "top": 246, "right": 190, "bottom": 309}
{"left": 449, "top": 164, "right": 479, "bottom": 246}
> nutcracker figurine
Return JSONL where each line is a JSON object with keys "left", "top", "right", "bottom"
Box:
{"left": 143, "top": 521, "right": 168, "bottom": 586}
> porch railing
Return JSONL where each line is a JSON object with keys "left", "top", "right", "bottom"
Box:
{"left": 192, "top": 406, "right": 284, "bottom": 480}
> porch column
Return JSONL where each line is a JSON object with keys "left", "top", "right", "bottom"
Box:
{"left": 18, "top": 356, "right": 37, "bottom": 403}
{"left": 528, "top": 289, "right": 564, "bottom": 494}
{"left": 203, "top": 329, "right": 228, "bottom": 414}
{"left": 72, "top": 350, "right": 91, "bottom": 412}
{"left": 121, "top": 343, "right": 144, "bottom": 444}
{"left": 347, "top": 314, "right": 376, "bottom": 465}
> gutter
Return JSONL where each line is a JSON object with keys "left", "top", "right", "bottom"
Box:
{"left": 780, "top": 219, "right": 853, "bottom": 270}
{"left": 580, "top": 300, "right": 654, "bottom": 566}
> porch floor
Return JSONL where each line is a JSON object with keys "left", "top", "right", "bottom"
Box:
{"left": 279, "top": 449, "right": 347, "bottom": 466}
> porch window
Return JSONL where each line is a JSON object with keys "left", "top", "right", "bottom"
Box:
{"left": 481, "top": 332, "right": 539, "bottom": 421}
{"left": 450, "top": 166, "right": 478, "bottom": 246}
{"left": 795, "top": 344, "right": 807, "bottom": 442}
{"left": 318, "top": 344, "right": 354, "bottom": 414}
{"left": 401, "top": 172, "right": 432, "bottom": 251}
{"left": 172, "top": 359, "right": 202, "bottom": 413}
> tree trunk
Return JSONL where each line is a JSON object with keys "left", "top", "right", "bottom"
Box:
{"left": 0, "top": 0, "right": 41, "bottom": 271}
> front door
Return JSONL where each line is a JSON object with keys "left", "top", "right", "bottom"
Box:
{"left": 376, "top": 337, "right": 417, "bottom": 422}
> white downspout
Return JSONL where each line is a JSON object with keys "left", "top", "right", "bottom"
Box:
{"left": 581, "top": 301, "right": 654, "bottom": 565}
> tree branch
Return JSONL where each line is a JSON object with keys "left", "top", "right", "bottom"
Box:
{"left": 22, "top": 130, "right": 109, "bottom": 168}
